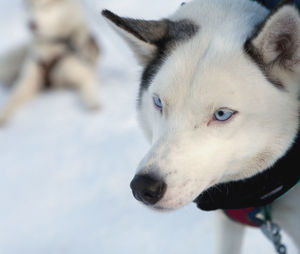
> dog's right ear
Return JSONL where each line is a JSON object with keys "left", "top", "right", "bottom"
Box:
{"left": 102, "top": 10, "right": 169, "bottom": 66}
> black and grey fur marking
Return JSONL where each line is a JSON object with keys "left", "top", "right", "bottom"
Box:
{"left": 244, "top": 40, "right": 285, "bottom": 89}
{"left": 244, "top": 0, "right": 300, "bottom": 89}
{"left": 102, "top": 10, "right": 169, "bottom": 44}
{"left": 139, "top": 20, "right": 199, "bottom": 103}
{"left": 102, "top": 10, "right": 199, "bottom": 104}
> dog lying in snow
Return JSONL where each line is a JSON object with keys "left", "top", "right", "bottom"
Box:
{"left": 0, "top": 0, "right": 100, "bottom": 126}
{"left": 102, "top": 0, "right": 300, "bottom": 253}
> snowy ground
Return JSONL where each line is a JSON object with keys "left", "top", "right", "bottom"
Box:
{"left": 0, "top": 0, "right": 297, "bottom": 254}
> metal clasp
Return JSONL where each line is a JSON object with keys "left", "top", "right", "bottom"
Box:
{"left": 261, "top": 221, "right": 287, "bottom": 254}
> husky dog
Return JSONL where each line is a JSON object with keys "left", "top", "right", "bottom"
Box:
{"left": 0, "top": 0, "right": 100, "bottom": 126}
{"left": 103, "top": 0, "right": 300, "bottom": 253}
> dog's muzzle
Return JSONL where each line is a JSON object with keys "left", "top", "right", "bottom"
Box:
{"left": 28, "top": 20, "right": 38, "bottom": 32}
{"left": 130, "top": 174, "right": 166, "bottom": 205}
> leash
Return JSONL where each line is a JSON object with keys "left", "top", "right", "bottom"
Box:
{"left": 261, "top": 205, "right": 287, "bottom": 254}
{"left": 263, "top": 179, "right": 300, "bottom": 254}
{"left": 224, "top": 206, "right": 287, "bottom": 253}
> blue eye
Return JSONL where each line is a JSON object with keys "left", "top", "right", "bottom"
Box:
{"left": 153, "top": 95, "right": 163, "bottom": 111}
{"left": 214, "top": 108, "right": 235, "bottom": 121}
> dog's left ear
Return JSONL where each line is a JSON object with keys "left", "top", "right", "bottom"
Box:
{"left": 102, "top": 10, "right": 170, "bottom": 66}
{"left": 245, "top": 2, "right": 300, "bottom": 85}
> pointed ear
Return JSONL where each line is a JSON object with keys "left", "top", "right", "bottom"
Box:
{"left": 102, "top": 10, "right": 170, "bottom": 65}
{"left": 245, "top": 3, "right": 300, "bottom": 85}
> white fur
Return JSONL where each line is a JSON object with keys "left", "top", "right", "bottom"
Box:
{"left": 0, "top": 0, "right": 100, "bottom": 126}
{"left": 104, "top": 0, "right": 300, "bottom": 252}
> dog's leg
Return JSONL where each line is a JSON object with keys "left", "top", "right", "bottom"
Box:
{"left": 53, "top": 55, "right": 100, "bottom": 110}
{"left": 214, "top": 211, "right": 245, "bottom": 254}
{"left": 78, "top": 80, "right": 100, "bottom": 111}
{"left": 0, "top": 59, "right": 42, "bottom": 126}
{"left": 76, "top": 75, "right": 100, "bottom": 111}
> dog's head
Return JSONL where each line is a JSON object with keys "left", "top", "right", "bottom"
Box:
{"left": 25, "top": 0, "right": 85, "bottom": 40}
{"left": 103, "top": 0, "right": 300, "bottom": 210}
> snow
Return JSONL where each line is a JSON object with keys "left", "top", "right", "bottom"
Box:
{"left": 0, "top": 0, "right": 297, "bottom": 254}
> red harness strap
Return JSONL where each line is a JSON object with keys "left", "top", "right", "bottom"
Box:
{"left": 223, "top": 207, "right": 265, "bottom": 227}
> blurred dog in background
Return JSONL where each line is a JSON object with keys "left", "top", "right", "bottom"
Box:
{"left": 0, "top": 0, "right": 100, "bottom": 126}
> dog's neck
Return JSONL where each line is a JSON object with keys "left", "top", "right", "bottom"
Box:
{"left": 194, "top": 130, "right": 300, "bottom": 211}
{"left": 34, "top": 35, "right": 77, "bottom": 52}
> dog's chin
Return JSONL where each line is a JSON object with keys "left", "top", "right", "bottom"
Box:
{"left": 151, "top": 199, "right": 190, "bottom": 211}
{"left": 151, "top": 187, "right": 207, "bottom": 211}
{"left": 147, "top": 205, "right": 174, "bottom": 212}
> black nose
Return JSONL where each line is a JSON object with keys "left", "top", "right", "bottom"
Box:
{"left": 130, "top": 174, "right": 166, "bottom": 205}
{"left": 29, "top": 21, "right": 37, "bottom": 32}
